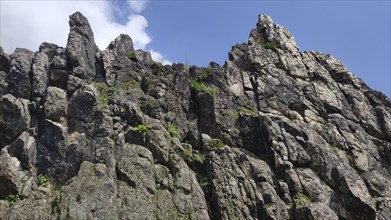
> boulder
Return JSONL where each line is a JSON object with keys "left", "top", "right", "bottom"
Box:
{"left": 0, "top": 147, "right": 33, "bottom": 199}
{"left": 44, "top": 86, "right": 68, "bottom": 123}
{"left": 6, "top": 48, "right": 34, "bottom": 99}
{"left": 37, "top": 119, "right": 68, "bottom": 182}
{"left": 31, "top": 52, "right": 49, "bottom": 97}
{"left": 0, "top": 94, "right": 31, "bottom": 148}
{"left": 7, "top": 130, "right": 36, "bottom": 170}
{"left": 0, "top": 46, "right": 10, "bottom": 73}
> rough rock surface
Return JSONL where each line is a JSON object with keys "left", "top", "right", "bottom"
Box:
{"left": 1, "top": 12, "right": 390, "bottom": 220}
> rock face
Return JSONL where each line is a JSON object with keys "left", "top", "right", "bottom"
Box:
{"left": 0, "top": 12, "right": 390, "bottom": 220}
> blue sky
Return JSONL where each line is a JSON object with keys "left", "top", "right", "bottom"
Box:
{"left": 1, "top": 1, "right": 390, "bottom": 97}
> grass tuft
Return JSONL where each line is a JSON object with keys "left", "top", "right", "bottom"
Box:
{"left": 190, "top": 77, "right": 216, "bottom": 96}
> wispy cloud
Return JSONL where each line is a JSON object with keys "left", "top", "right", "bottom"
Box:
{"left": 127, "top": 0, "right": 149, "bottom": 13}
{"left": 150, "top": 49, "right": 172, "bottom": 65}
{"left": 0, "top": 0, "right": 170, "bottom": 64}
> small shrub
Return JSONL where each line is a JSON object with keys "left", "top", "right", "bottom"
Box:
{"left": 200, "top": 69, "right": 209, "bottom": 79}
{"left": 6, "top": 195, "right": 20, "bottom": 205}
{"left": 181, "top": 147, "right": 203, "bottom": 163}
{"left": 52, "top": 183, "right": 63, "bottom": 192}
{"left": 293, "top": 193, "right": 311, "bottom": 207}
{"left": 166, "top": 123, "right": 180, "bottom": 138}
{"left": 377, "top": 144, "right": 391, "bottom": 158}
{"left": 193, "top": 152, "right": 204, "bottom": 163}
{"left": 239, "top": 107, "right": 258, "bottom": 117}
{"left": 183, "top": 148, "right": 192, "bottom": 159}
{"left": 275, "top": 61, "right": 288, "bottom": 71}
{"left": 262, "top": 39, "right": 279, "bottom": 52}
{"left": 190, "top": 77, "right": 216, "bottom": 96}
{"left": 222, "top": 110, "right": 239, "bottom": 119}
{"left": 210, "top": 139, "right": 224, "bottom": 151}
{"left": 121, "top": 80, "right": 138, "bottom": 89}
{"left": 37, "top": 174, "right": 49, "bottom": 187}
{"left": 133, "top": 124, "right": 151, "bottom": 135}
{"left": 128, "top": 52, "right": 138, "bottom": 62}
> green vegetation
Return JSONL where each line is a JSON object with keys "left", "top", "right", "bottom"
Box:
{"left": 200, "top": 69, "right": 209, "bottom": 79}
{"left": 132, "top": 124, "right": 151, "bottom": 135}
{"left": 378, "top": 145, "right": 385, "bottom": 155}
{"left": 37, "top": 174, "right": 49, "bottom": 187}
{"left": 52, "top": 183, "right": 63, "bottom": 192}
{"left": 183, "top": 148, "right": 192, "bottom": 159}
{"left": 6, "top": 195, "right": 20, "bottom": 205}
{"left": 222, "top": 109, "right": 240, "bottom": 119}
{"left": 210, "top": 139, "right": 225, "bottom": 151}
{"left": 193, "top": 153, "right": 203, "bottom": 163}
{"left": 166, "top": 123, "right": 180, "bottom": 138}
{"left": 128, "top": 52, "right": 138, "bottom": 62}
{"left": 181, "top": 147, "right": 204, "bottom": 164}
{"left": 275, "top": 61, "right": 288, "bottom": 71}
{"left": 293, "top": 193, "right": 311, "bottom": 207}
{"left": 262, "top": 39, "right": 279, "bottom": 52}
{"left": 239, "top": 107, "right": 258, "bottom": 117}
{"left": 91, "top": 82, "right": 115, "bottom": 105}
{"left": 190, "top": 77, "right": 216, "bottom": 96}
{"left": 121, "top": 79, "right": 138, "bottom": 89}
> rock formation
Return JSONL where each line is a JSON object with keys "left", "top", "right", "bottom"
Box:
{"left": 0, "top": 11, "right": 390, "bottom": 220}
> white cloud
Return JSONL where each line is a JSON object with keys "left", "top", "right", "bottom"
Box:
{"left": 149, "top": 50, "right": 172, "bottom": 65}
{"left": 127, "top": 0, "right": 149, "bottom": 13}
{"left": 0, "top": 0, "right": 166, "bottom": 64}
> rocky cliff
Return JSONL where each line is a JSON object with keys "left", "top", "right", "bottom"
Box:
{"left": 0, "top": 12, "right": 390, "bottom": 220}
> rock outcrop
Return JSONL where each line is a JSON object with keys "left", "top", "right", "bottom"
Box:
{"left": 0, "top": 12, "right": 390, "bottom": 220}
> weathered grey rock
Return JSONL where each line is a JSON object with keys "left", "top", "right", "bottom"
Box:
{"left": 296, "top": 202, "right": 338, "bottom": 220}
{"left": 6, "top": 48, "right": 34, "bottom": 99}
{"left": 43, "top": 86, "right": 68, "bottom": 123}
{"left": 31, "top": 52, "right": 49, "bottom": 97}
{"left": 66, "top": 11, "right": 98, "bottom": 82}
{"left": 59, "top": 161, "right": 118, "bottom": 219}
{"left": 0, "top": 70, "right": 7, "bottom": 96}
{"left": 102, "top": 34, "right": 135, "bottom": 86}
{"left": 116, "top": 143, "right": 156, "bottom": 219}
{"left": 249, "top": 14, "right": 299, "bottom": 53}
{"left": 67, "top": 75, "right": 84, "bottom": 95}
{"left": 135, "top": 49, "right": 153, "bottom": 64}
{"left": 37, "top": 119, "right": 68, "bottom": 182}
{"left": 67, "top": 132, "right": 86, "bottom": 177}
{"left": 50, "top": 63, "right": 68, "bottom": 90}
{"left": 0, "top": 147, "right": 33, "bottom": 199}
{"left": 0, "top": 47, "right": 10, "bottom": 73}
{"left": 39, "top": 42, "right": 59, "bottom": 61}
{"left": 0, "top": 94, "right": 31, "bottom": 148}
{"left": 1, "top": 12, "right": 391, "bottom": 220}
{"left": 7, "top": 130, "right": 36, "bottom": 170}
{"left": 68, "top": 85, "right": 98, "bottom": 122}
{"left": 377, "top": 197, "right": 391, "bottom": 220}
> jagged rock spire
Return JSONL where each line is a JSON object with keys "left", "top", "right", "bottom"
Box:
{"left": 249, "top": 14, "right": 299, "bottom": 53}
{"left": 66, "top": 11, "right": 98, "bottom": 82}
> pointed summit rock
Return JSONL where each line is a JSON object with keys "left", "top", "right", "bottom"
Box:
{"left": 66, "top": 11, "right": 98, "bottom": 82}
{"left": 249, "top": 14, "right": 298, "bottom": 53}
{"left": 102, "top": 34, "right": 135, "bottom": 86}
